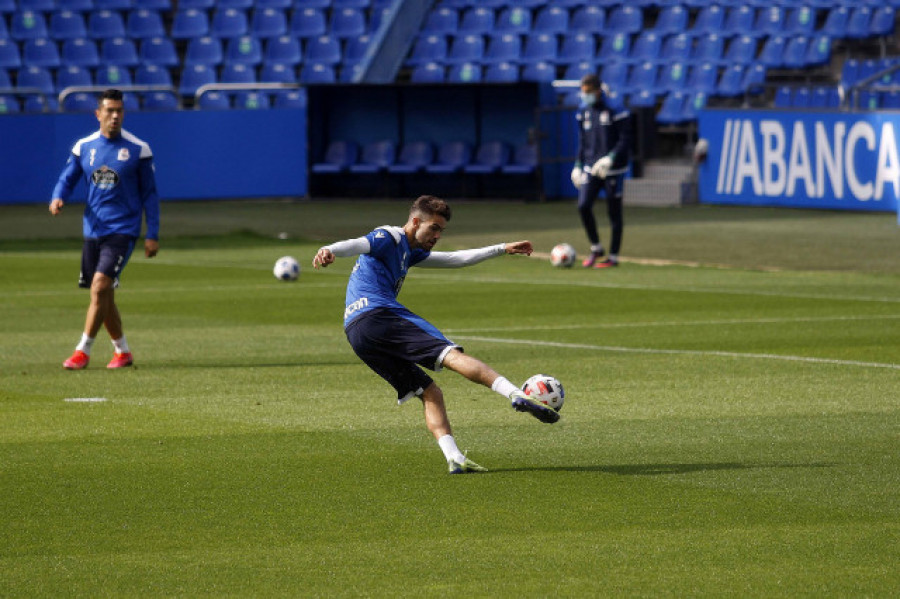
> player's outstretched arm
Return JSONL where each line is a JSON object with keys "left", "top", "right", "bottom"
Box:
{"left": 313, "top": 248, "right": 335, "bottom": 269}
{"left": 505, "top": 240, "right": 533, "bottom": 256}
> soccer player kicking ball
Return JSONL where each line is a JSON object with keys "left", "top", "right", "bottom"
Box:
{"left": 313, "top": 195, "right": 559, "bottom": 475}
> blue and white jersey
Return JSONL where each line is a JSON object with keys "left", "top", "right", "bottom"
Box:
{"left": 51, "top": 128, "right": 160, "bottom": 240}
{"left": 343, "top": 226, "right": 430, "bottom": 327}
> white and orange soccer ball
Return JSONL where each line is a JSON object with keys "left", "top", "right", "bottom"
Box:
{"left": 550, "top": 243, "right": 577, "bottom": 268}
{"left": 522, "top": 374, "right": 565, "bottom": 412}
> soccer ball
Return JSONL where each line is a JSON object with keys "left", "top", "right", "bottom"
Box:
{"left": 550, "top": 243, "right": 576, "bottom": 268}
{"left": 522, "top": 374, "right": 565, "bottom": 412}
{"left": 273, "top": 256, "right": 300, "bottom": 281}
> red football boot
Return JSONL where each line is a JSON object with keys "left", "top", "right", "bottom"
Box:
{"left": 594, "top": 258, "right": 619, "bottom": 269}
{"left": 63, "top": 350, "right": 90, "bottom": 370}
{"left": 107, "top": 352, "right": 133, "bottom": 369}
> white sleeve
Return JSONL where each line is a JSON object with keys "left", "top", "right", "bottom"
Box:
{"left": 322, "top": 236, "right": 371, "bottom": 257}
{"left": 417, "top": 244, "right": 506, "bottom": 268}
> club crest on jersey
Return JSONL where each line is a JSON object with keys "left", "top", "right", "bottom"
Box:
{"left": 117, "top": 148, "right": 130, "bottom": 161}
{"left": 91, "top": 165, "right": 120, "bottom": 190}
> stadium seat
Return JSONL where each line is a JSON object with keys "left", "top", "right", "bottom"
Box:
{"left": 458, "top": 7, "right": 493, "bottom": 34}
{"left": 820, "top": 7, "right": 849, "bottom": 39}
{"left": 686, "top": 63, "right": 717, "bottom": 95}
{"left": 179, "top": 63, "right": 216, "bottom": 96}
{"left": 597, "top": 33, "right": 630, "bottom": 64}
{"left": 570, "top": 5, "right": 604, "bottom": 33}
{"left": 96, "top": 64, "right": 132, "bottom": 87}
{"left": 23, "top": 94, "right": 58, "bottom": 112}
{"left": 406, "top": 35, "right": 446, "bottom": 66}
{"left": 557, "top": 34, "right": 594, "bottom": 67}
{"left": 290, "top": 8, "right": 326, "bottom": 39}
{"left": 758, "top": 36, "right": 787, "bottom": 69}
{"left": 220, "top": 62, "right": 255, "bottom": 84}
{"left": 495, "top": 7, "right": 531, "bottom": 35}
{"left": 447, "top": 62, "right": 481, "bottom": 83}
{"left": 387, "top": 141, "right": 433, "bottom": 174}
{"left": 652, "top": 4, "right": 687, "bottom": 36}
{"left": 56, "top": 64, "right": 92, "bottom": 92}
{"left": 178, "top": 0, "right": 214, "bottom": 8}
{"left": 464, "top": 141, "right": 509, "bottom": 174}
{"left": 0, "top": 95, "right": 20, "bottom": 114}
{"left": 17, "top": 65, "right": 54, "bottom": 94}
{"left": 211, "top": 8, "right": 248, "bottom": 38}
{"left": 446, "top": 34, "right": 484, "bottom": 65}
{"left": 722, "top": 6, "right": 755, "bottom": 38}
{"left": 305, "top": 35, "right": 341, "bottom": 65}
{"left": 142, "top": 91, "right": 178, "bottom": 110}
{"left": 349, "top": 139, "right": 396, "bottom": 173}
{"left": 101, "top": 37, "right": 139, "bottom": 67}
{"left": 259, "top": 61, "right": 294, "bottom": 83}
{"left": 331, "top": 7, "right": 366, "bottom": 39}
{"left": 333, "top": 0, "right": 370, "bottom": 8}
{"left": 197, "top": 91, "right": 230, "bottom": 110}
{"left": 185, "top": 36, "right": 223, "bottom": 66}
{"left": 533, "top": 6, "right": 567, "bottom": 34}
{"left": 299, "top": 62, "right": 335, "bottom": 83}
{"left": 166, "top": 5, "right": 210, "bottom": 40}
{"left": 774, "top": 85, "right": 792, "bottom": 108}
{"left": 127, "top": 9, "right": 164, "bottom": 39}
{"left": 785, "top": 6, "right": 816, "bottom": 36}
{"left": 265, "top": 36, "right": 302, "bottom": 66}
{"left": 691, "top": 4, "right": 724, "bottom": 36}
{"left": 0, "top": 68, "right": 10, "bottom": 89}
{"left": 753, "top": 6, "right": 784, "bottom": 36}
{"left": 410, "top": 62, "right": 445, "bottom": 83}
{"left": 659, "top": 33, "right": 691, "bottom": 65}
{"left": 23, "top": 38, "right": 61, "bottom": 68}
{"left": 658, "top": 61, "right": 687, "bottom": 92}
{"left": 233, "top": 91, "right": 269, "bottom": 109}
{"left": 135, "top": 63, "right": 171, "bottom": 86}
{"left": 88, "top": 10, "right": 125, "bottom": 39}
{"left": 628, "top": 89, "right": 656, "bottom": 109}
{"left": 95, "top": 0, "right": 133, "bottom": 10}
{"left": 692, "top": 34, "right": 724, "bottom": 65}
{"left": 717, "top": 64, "right": 745, "bottom": 97}
{"left": 11, "top": 11, "right": 49, "bottom": 40}
{"left": 743, "top": 63, "right": 767, "bottom": 95}
{"left": 60, "top": 38, "right": 96, "bottom": 68}
{"left": 501, "top": 143, "right": 537, "bottom": 175}
{"left": 225, "top": 36, "right": 263, "bottom": 65}
{"left": 257, "top": 0, "right": 290, "bottom": 8}
{"left": 0, "top": 0, "right": 15, "bottom": 10}
{"left": 220, "top": 0, "right": 253, "bottom": 8}
{"left": 422, "top": 7, "right": 458, "bottom": 35}
{"left": 425, "top": 141, "right": 472, "bottom": 173}
{"left": 846, "top": 7, "right": 872, "bottom": 39}
{"left": 604, "top": 5, "right": 642, "bottom": 35}
{"left": 624, "top": 61, "right": 657, "bottom": 96}
{"left": 600, "top": 61, "right": 628, "bottom": 95}
{"left": 723, "top": 35, "right": 757, "bottom": 66}
{"left": 626, "top": 31, "right": 661, "bottom": 65}
{"left": 792, "top": 86, "right": 811, "bottom": 108}
{"left": 62, "top": 92, "right": 96, "bottom": 112}
{"left": 680, "top": 92, "right": 706, "bottom": 122}
{"left": 521, "top": 61, "right": 555, "bottom": 83}
{"left": 522, "top": 34, "right": 557, "bottom": 65}
{"left": 563, "top": 61, "right": 595, "bottom": 81}
{"left": 133, "top": 0, "right": 169, "bottom": 10}
{"left": 312, "top": 140, "right": 358, "bottom": 173}
{"left": 655, "top": 91, "right": 687, "bottom": 125}
{"left": 783, "top": 36, "right": 809, "bottom": 69}
{"left": 251, "top": 8, "right": 287, "bottom": 38}
{"left": 50, "top": 11, "right": 87, "bottom": 40}
{"left": 139, "top": 36, "right": 178, "bottom": 67}
{"left": 870, "top": 7, "right": 896, "bottom": 37}
{"left": 484, "top": 34, "right": 521, "bottom": 65}
{"left": 272, "top": 89, "right": 306, "bottom": 109}
{"left": 484, "top": 61, "right": 517, "bottom": 83}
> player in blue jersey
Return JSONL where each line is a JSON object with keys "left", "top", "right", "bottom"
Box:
{"left": 49, "top": 89, "right": 160, "bottom": 370}
{"left": 313, "top": 195, "right": 559, "bottom": 475}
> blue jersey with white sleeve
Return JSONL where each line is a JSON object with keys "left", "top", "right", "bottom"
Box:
{"left": 51, "top": 128, "right": 160, "bottom": 240}
{"left": 343, "top": 226, "right": 430, "bottom": 327}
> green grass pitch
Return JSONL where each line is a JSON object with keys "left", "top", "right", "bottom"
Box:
{"left": 0, "top": 200, "right": 898, "bottom": 596}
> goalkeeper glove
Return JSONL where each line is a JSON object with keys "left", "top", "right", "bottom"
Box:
{"left": 570, "top": 166, "right": 588, "bottom": 188}
{"left": 590, "top": 155, "right": 614, "bottom": 179}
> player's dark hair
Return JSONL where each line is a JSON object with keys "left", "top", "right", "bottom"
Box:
{"left": 98, "top": 89, "right": 123, "bottom": 106}
{"left": 580, "top": 74, "right": 601, "bottom": 90}
{"left": 411, "top": 195, "right": 452, "bottom": 221}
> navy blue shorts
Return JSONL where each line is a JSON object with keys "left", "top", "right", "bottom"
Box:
{"left": 345, "top": 308, "right": 463, "bottom": 403}
{"left": 79, "top": 234, "right": 136, "bottom": 289}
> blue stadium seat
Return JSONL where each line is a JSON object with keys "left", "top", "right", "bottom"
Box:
{"left": 783, "top": 36, "right": 809, "bottom": 69}
{"left": 0, "top": 0, "right": 15, "bottom": 11}
{"left": 259, "top": 61, "right": 294, "bottom": 83}
{"left": 291, "top": 0, "right": 329, "bottom": 7}
{"left": 693, "top": 34, "right": 724, "bottom": 65}
{"left": 0, "top": 95, "right": 21, "bottom": 114}
{"left": 178, "top": 0, "right": 214, "bottom": 8}
{"left": 570, "top": 5, "right": 604, "bottom": 33}
{"left": 251, "top": 8, "right": 287, "bottom": 38}
{"left": 522, "top": 33, "right": 557, "bottom": 65}
{"left": 88, "top": 10, "right": 125, "bottom": 39}
{"left": 626, "top": 31, "right": 661, "bottom": 65}
{"left": 792, "top": 86, "right": 811, "bottom": 108}
{"left": 425, "top": 141, "right": 472, "bottom": 173}
{"left": 597, "top": 33, "right": 630, "bottom": 63}
{"left": 422, "top": 7, "right": 458, "bottom": 35}
{"left": 774, "top": 85, "right": 792, "bottom": 108}
{"left": 127, "top": 9, "right": 164, "bottom": 39}
{"left": 220, "top": 0, "right": 253, "bottom": 8}
{"left": 56, "top": 64, "right": 92, "bottom": 92}
{"left": 179, "top": 63, "right": 216, "bottom": 96}
{"left": 387, "top": 141, "right": 433, "bottom": 174}
{"left": 501, "top": 143, "right": 537, "bottom": 175}
{"left": 133, "top": 0, "right": 169, "bottom": 10}
{"left": 349, "top": 139, "right": 396, "bottom": 173}
{"left": 484, "top": 34, "right": 521, "bottom": 65}
{"left": 60, "top": 38, "right": 95, "bottom": 68}
{"left": 197, "top": 91, "right": 230, "bottom": 110}
{"left": 24, "top": 94, "right": 58, "bottom": 112}
{"left": 135, "top": 63, "right": 170, "bottom": 85}
{"left": 50, "top": 11, "right": 87, "bottom": 40}
{"left": 753, "top": 6, "right": 784, "bottom": 36}
{"left": 743, "top": 63, "right": 767, "bottom": 95}
{"left": 870, "top": 7, "right": 895, "bottom": 37}
{"left": 95, "top": 0, "right": 133, "bottom": 11}
{"left": 495, "top": 7, "right": 531, "bottom": 35}
{"left": 652, "top": 4, "right": 687, "bottom": 36}
{"left": 185, "top": 36, "right": 223, "bottom": 66}
{"left": 406, "top": 35, "right": 446, "bottom": 66}
{"left": 600, "top": 61, "right": 628, "bottom": 95}
{"left": 458, "top": 7, "right": 493, "bottom": 34}
{"left": 19, "top": 0, "right": 55, "bottom": 13}
{"left": 0, "top": 16, "right": 6, "bottom": 39}
{"left": 655, "top": 91, "right": 687, "bottom": 125}
{"left": 233, "top": 91, "right": 270, "bottom": 109}
{"left": 447, "top": 62, "right": 481, "bottom": 83}
{"left": 533, "top": 6, "right": 567, "bottom": 34}
{"left": 290, "top": 8, "right": 326, "bottom": 39}
{"left": 101, "top": 37, "right": 139, "bottom": 67}
{"left": 628, "top": 89, "right": 656, "bottom": 109}
{"left": 820, "top": 7, "right": 849, "bottom": 39}
{"left": 333, "top": 0, "right": 370, "bottom": 8}
{"left": 410, "top": 61, "right": 444, "bottom": 83}
{"left": 139, "top": 36, "right": 178, "bottom": 67}
{"left": 686, "top": 62, "right": 717, "bottom": 95}
{"left": 758, "top": 36, "right": 787, "bottom": 68}
{"left": 305, "top": 35, "right": 341, "bottom": 65}
{"left": 272, "top": 89, "right": 306, "bottom": 109}
{"left": 96, "top": 64, "right": 132, "bottom": 86}
{"left": 17, "top": 65, "right": 54, "bottom": 94}
{"left": 23, "top": 38, "right": 61, "bottom": 68}
{"left": 785, "top": 6, "right": 816, "bottom": 36}
{"left": 299, "top": 62, "right": 336, "bottom": 83}
{"left": 557, "top": 33, "right": 594, "bottom": 67}
{"left": 846, "top": 7, "right": 872, "bottom": 39}
{"left": 170, "top": 9, "right": 209, "bottom": 39}
{"left": 220, "top": 62, "right": 255, "bottom": 84}
{"left": 657, "top": 61, "right": 687, "bottom": 92}
{"left": 211, "top": 8, "right": 248, "bottom": 38}
{"left": 62, "top": 92, "right": 96, "bottom": 112}
{"left": 722, "top": 6, "right": 755, "bottom": 37}
{"left": 717, "top": 64, "right": 745, "bottom": 97}
{"left": 225, "top": 36, "right": 262, "bottom": 65}
{"left": 464, "top": 141, "right": 509, "bottom": 174}
{"left": 521, "top": 60, "right": 554, "bottom": 83}
{"left": 330, "top": 7, "right": 366, "bottom": 38}
{"left": 659, "top": 33, "right": 691, "bottom": 65}
{"left": 723, "top": 35, "right": 757, "bottom": 66}
{"left": 265, "top": 35, "right": 302, "bottom": 66}
{"left": 257, "top": 0, "right": 290, "bottom": 8}
{"left": 312, "top": 140, "right": 358, "bottom": 173}
{"left": 0, "top": 68, "right": 11, "bottom": 89}
{"left": 142, "top": 91, "right": 177, "bottom": 110}
{"left": 446, "top": 34, "right": 484, "bottom": 65}
{"left": 604, "top": 5, "right": 642, "bottom": 35}
{"left": 681, "top": 92, "right": 706, "bottom": 122}
{"left": 691, "top": 4, "right": 724, "bottom": 36}
{"left": 624, "top": 61, "right": 657, "bottom": 96}
{"left": 11, "top": 11, "right": 49, "bottom": 40}
{"left": 563, "top": 61, "right": 595, "bottom": 81}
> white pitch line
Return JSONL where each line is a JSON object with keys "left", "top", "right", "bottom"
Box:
{"left": 453, "top": 335, "right": 900, "bottom": 371}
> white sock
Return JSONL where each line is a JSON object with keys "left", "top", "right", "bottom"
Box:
{"left": 75, "top": 333, "right": 95, "bottom": 355}
{"left": 491, "top": 376, "right": 520, "bottom": 401}
{"left": 111, "top": 336, "right": 130, "bottom": 354}
{"left": 437, "top": 434, "right": 465, "bottom": 464}
{"left": 591, "top": 243, "right": 604, "bottom": 254}
{"left": 609, "top": 254, "right": 618, "bottom": 262}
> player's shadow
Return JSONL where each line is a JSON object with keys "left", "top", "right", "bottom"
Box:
{"left": 493, "top": 462, "right": 834, "bottom": 475}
